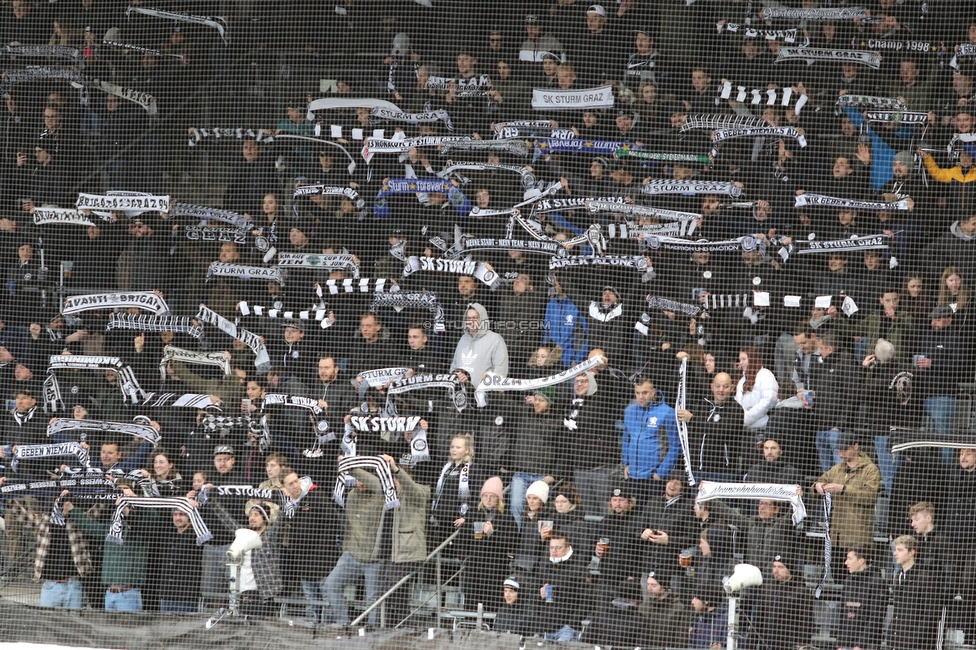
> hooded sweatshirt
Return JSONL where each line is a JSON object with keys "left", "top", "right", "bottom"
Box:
{"left": 451, "top": 302, "right": 509, "bottom": 382}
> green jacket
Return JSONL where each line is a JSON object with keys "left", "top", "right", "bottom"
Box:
{"left": 70, "top": 506, "right": 156, "bottom": 587}
{"left": 390, "top": 468, "right": 429, "bottom": 564}
{"left": 859, "top": 311, "right": 914, "bottom": 362}
{"left": 344, "top": 469, "right": 387, "bottom": 563}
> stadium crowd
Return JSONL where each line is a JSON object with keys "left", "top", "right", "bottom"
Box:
{"left": 2, "top": 0, "right": 976, "bottom": 648}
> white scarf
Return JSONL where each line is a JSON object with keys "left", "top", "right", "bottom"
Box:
{"left": 695, "top": 481, "right": 807, "bottom": 525}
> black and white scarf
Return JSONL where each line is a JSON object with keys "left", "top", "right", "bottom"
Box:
{"left": 370, "top": 291, "right": 446, "bottom": 333}
{"left": 63, "top": 291, "right": 170, "bottom": 316}
{"left": 717, "top": 23, "right": 801, "bottom": 43}
{"left": 431, "top": 461, "right": 470, "bottom": 518}
{"left": 475, "top": 356, "right": 605, "bottom": 403}
{"left": 492, "top": 126, "right": 577, "bottom": 140}
{"left": 106, "top": 313, "right": 202, "bottom": 338}
{"left": 675, "top": 358, "right": 697, "bottom": 486}
{"left": 359, "top": 367, "right": 412, "bottom": 388}
{"left": 835, "top": 95, "right": 906, "bottom": 110}
{"left": 370, "top": 106, "right": 453, "bottom": 131}
{"left": 401, "top": 256, "right": 502, "bottom": 290}
{"left": 0, "top": 66, "right": 85, "bottom": 93}
{"left": 46, "top": 356, "right": 145, "bottom": 408}
{"left": 76, "top": 192, "right": 170, "bottom": 215}
{"left": 333, "top": 456, "right": 400, "bottom": 510}
{"left": 238, "top": 302, "right": 334, "bottom": 329}
{"left": 762, "top": 6, "right": 867, "bottom": 20}
{"left": 293, "top": 184, "right": 366, "bottom": 210}
{"left": 183, "top": 225, "right": 249, "bottom": 247}
{"left": 206, "top": 262, "right": 284, "bottom": 286}
{"left": 864, "top": 111, "right": 929, "bottom": 124}
{"left": 277, "top": 253, "right": 360, "bottom": 278}
{"left": 107, "top": 496, "right": 213, "bottom": 545}
{"left": 614, "top": 150, "right": 711, "bottom": 163}
{"left": 798, "top": 234, "right": 889, "bottom": 254}
{"left": 141, "top": 392, "right": 217, "bottom": 409}
{"left": 102, "top": 39, "right": 185, "bottom": 62}
{"left": 641, "top": 180, "right": 743, "bottom": 197}
{"left": 438, "top": 138, "right": 529, "bottom": 157}
{"left": 549, "top": 254, "right": 654, "bottom": 282}
{"left": 47, "top": 419, "right": 161, "bottom": 447}
{"left": 440, "top": 162, "right": 537, "bottom": 189}
{"left": 260, "top": 394, "right": 329, "bottom": 454}
{"left": 1, "top": 44, "right": 83, "bottom": 63}
{"left": 195, "top": 305, "right": 272, "bottom": 371}
{"left": 444, "top": 236, "right": 570, "bottom": 260}
{"left": 387, "top": 373, "right": 467, "bottom": 412}
{"left": 681, "top": 113, "right": 766, "bottom": 132}
{"left": 713, "top": 126, "right": 807, "bottom": 147}
{"left": 170, "top": 202, "right": 251, "bottom": 230}
{"left": 124, "top": 6, "right": 229, "bottom": 45}
{"left": 362, "top": 135, "right": 470, "bottom": 161}
{"left": 317, "top": 278, "right": 397, "bottom": 295}
{"left": 33, "top": 208, "right": 96, "bottom": 227}
{"left": 186, "top": 128, "right": 274, "bottom": 148}
{"left": 644, "top": 295, "right": 702, "bottom": 317}
{"left": 531, "top": 86, "right": 615, "bottom": 111}
{"left": 794, "top": 193, "right": 910, "bottom": 211}
{"left": 9, "top": 442, "right": 91, "bottom": 473}
{"left": 86, "top": 77, "right": 157, "bottom": 115}
{"left": 642, "top": 234, "right": 761, "bottom": 254}
{"left": 775, "top": 47, "right": 881, "bottom": 69}
{"left": 533, "top": 196, "right": 625, "bottom": 214}
{"left": 695, "top": 481, "right": 807, "bottom": 525}
{"left": 158, "top": 347, "right": 232, "bottom": 381}
{"left": 816, "top": 492, "right": 832, "bottom": 598}
{"left": 348, "top": 414, "right": 429, "bottom": 462}
{"left": 717, "top": 82, "right": 808, "bottom": 114}
{"left": 426, "top": 74, "right": 491, "bottom": 94}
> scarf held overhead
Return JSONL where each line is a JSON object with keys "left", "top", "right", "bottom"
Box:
{"left": 695, "top": 481, "right": 807, "bottom": 525}
{"left": 62, "top": 292, "right": 170, "bottom": 316}
{"left": 531, "top": 86, "right": 614, "bottom": 111}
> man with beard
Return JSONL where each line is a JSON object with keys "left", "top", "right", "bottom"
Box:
{"left": 639, "top": 475, "right": 697, "bottom": 586}
{"left": 591, "top": 486, "right": 642, "bottom": 602}
{"left": 585, "top": 286, "right": 632, "bottom": 375}
{"left": 564, "top": 370, "right": 617, "bottom": 516}
{"left": 752, "top": 554, "right": 814, "bottom": 650}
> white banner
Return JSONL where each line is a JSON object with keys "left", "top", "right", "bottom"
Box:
{"left": 531, "top": 86, "right": 614, "bottom": 111}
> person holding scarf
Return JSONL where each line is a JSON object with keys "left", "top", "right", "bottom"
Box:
{"left": 429, "top": 434, "right": 475, "bottom": 551}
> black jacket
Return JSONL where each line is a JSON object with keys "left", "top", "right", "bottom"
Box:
{"left": 888, "top": 565, "right": 941, "bottom": 650}
{"left": 837, "top": 565, "right": 888, "bottom": 650}
{"left": 753, "top": 578, "right": 815, "bottom": 650}
{"left": 807, "top": 350, "right": 856, "bottom": 430}
{"left": 685, "top": 396, "right": 744, "bottom": 478}
{"left": 533, "top": 551, "right": 587, "bottom": 632}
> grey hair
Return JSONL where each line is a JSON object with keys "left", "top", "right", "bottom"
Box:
{"left": 874, "top": 338, "right": 895, "bottom": 364}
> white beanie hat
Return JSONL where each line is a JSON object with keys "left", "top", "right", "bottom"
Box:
{"left": 526, "top": 480, "right": 550, "bottom": 503}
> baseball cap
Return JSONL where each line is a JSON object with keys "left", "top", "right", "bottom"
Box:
{"left": 213, "top": 445, "right": 235, "bottom": 457}
{"left": 525, "top": 14, "right": 539, "bottom": 24}
{"left": 929, "top": 304, "right": 954, "bottom": 319}
{"left": 587, "top": 4, "right": 607, "bottom": 17}
{"left": 835, "top": 432, "right": 859, "bottom": 451}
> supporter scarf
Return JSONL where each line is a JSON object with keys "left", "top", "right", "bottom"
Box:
{"left": 475, "top": 355, "right": 605, "bottom": 399}
{"left": 10, "top": 442, "right": 90, "bottom": 473}
{"left": 1, "top": 44, "right": 83, "bottom": 63}
{"left": 333, "top": 456, "right": 400, "bottom": 510}
{"left": 262, "top": 393, "right": 325, "bottom": 418}
{"left": 33, "top": 208, "right": 95, "bottom": 227}
{"left": 440, "top": 162, "right": 536, "bottom": 188}
{"left": 306, "top": 97, "right": 403, "bottom": 121}
{"left": 63, "top": 292, "right": 170, "bottom": 315}
{"left": 534, "top": 138, "right": 639, "bottom": 161}
{"left": 317, "top": 278, "right": 396, "bottom": 295}
{"left": 775, "top": 47, "right": 881, "bottom": 69}
{"left": 493, "top": 120, "right": 554, "bottom": 132}
{"left": 505, "top": 212, "right": 607, "bottom": 254}
{"left": 675, "top": 358, "right": 696, "bottom": 486}
{"left": 47, "top": 355, "right": 145, "bottom": 408}
{"left": 797, "top": 234, "right": 889, "bottom": 254}
{"left": 855, "top": 38, "right": 936, "bottom": 53}
{"left": 186, "top": 127, "right": 274, "bottom": 147}
{"left": 206, "top": 262, "right": 284, "bottom": 286}
{"left": 762, "top": 6, "right": 867, "bottom": 20}
{"left": 816, "top": 492, "right": 832, "bottom": 598}
{"left": 890, "top": 431, "right": 976, "bottom": 453}
{"left": 835, "top": 95, "right": 906, "bottom": 110}
{"left": 645, "top": 296, "right": 701, "bottom": 316}
{"left": 438, "top": 138, "right": 529, "bottom": 157}
{"left": 278, "top": 253, "right": 360, "bottom": 278}
{"left": 124, "top": 6, "right": 229, "bottom": 45}
{"left": 0, "top": 475, "right": 115, "bottom": 496}
{"left": 370, "top": 291, "right": 446, "bottom": 333}
{"left": 531, "top": 86, "right": 615, "bottom": 110}
{"left": 348, "top": 413, "right": 429, "bottom": 463}
{"left": 102, "top": 40, "right": 185, "bottom": 62}
{"left": 76, "top": 192, "right": 170, "bottom": 215}
{"left": 86, "top": 77, "right": 157, "bottom": 115}
{"left": 141, "top": 392, "right": 216, "bottom": 409}
{"left": 359, "top": 368, "right": 411, "bottom": 388}
{"left": 591, "top": 201, "right": 701, "bottom": 224}
{"left": 183, "top": 225, "right": 248, "bottom": 247}
{"left": 159, "top": 346, "right": 231, "bottom": 381}
{"left": 431, "top": 461, "right": 470, "bottom": 518}
{"left": 959, "top": 43, "right": 976, "bottom": 58}
{"left": 387, "top": 373, "right": 467, "bottom": 412}
{"left": 195, "top": 305, "right": 271, "bottom": 371}
{"left": 426, "top": 75, "right": 491, "bottom": 95}
{"left": 373, "top": 178, "right": 471, "bottom": 219}
{"left": 198, "top": 484, "right": 276, "bottom": 505}
{"left": 361, "top": 136, "right": 469, "bottom": 162}
{"left": 642, "top": 234, "right": 760, "bottom": 254}
{"left": 794, "top": 193, "right": 910, "bottom": 210}
{"left": 681, "top": 113, "right": 766, "bottom": 132}
{"left": 713, "top": 126, "right": 807, "bottom": 147}
{"left": 718, "top": 23, "right": 800, "bottom": 43}
{"left": 293, "top": 184, "right": 365, "bottom": 210}
{"left": 401, "top": 256, "right": 501, "bottom": 290}
{"left": 106, "top": 313, "right": 202, "bottom": 338}
{"left": 589, "top": 302, "right": 623, "bottom": 323}
{"left": 273, "top": 134, "right": 358, "bottom": 174}
{"left": 494, "top": 126, "right": 577, "bottom": 140}
{"left": 549, "top": 254, "right": 654, "bottom": 282}
{"left": 615, "top": 150, "right": 711, "bottom": 163}
{"left": 641, "top": 180, "right": 743, "bottom": 197}
{"left": 369, "top": 106, "right": 453, "bottom": 131}
{"left": 534, "top": 197, "right": 625, "bottom": 214}
{"left": 47, "top": 419, "right": 161, "bottom": 447}
{"left": 238, "top": 302, "right": 334, "bottom": 329}
{"left": 695, "top": 481, "right": 807, "bottom": 525}
{"left": 718, "top": 82, "right": 808, "bottom": 114}
{"left": 170, "top": 203, "right": 250, "bottom": 230}
{"left": 864, "top": 111, "right": 929, "bottom": 124}
{"left": 107, "top": 496, "right": 212, "bottom": 546}
{"left": 612, "top": 220, "right": 690, "bottom": 238}
{"left": 446, "top": 235, "right": 570, "bottom": 259}
{"left": 704, "top": 293, "right": 760, "bottom": 310}
{"left": 0, "top": 66, "right": 84, "bottom": 92}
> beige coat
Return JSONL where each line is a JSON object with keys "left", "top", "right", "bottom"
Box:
{"left": 352, "top": 467, "right": 430, "bottom": 564}
{"left": 816, "top": 452, "right": 881, "bottom": 550}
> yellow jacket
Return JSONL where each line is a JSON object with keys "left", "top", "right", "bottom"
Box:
{"left": 922, "top": 153, "right": 976, "bottom": 184}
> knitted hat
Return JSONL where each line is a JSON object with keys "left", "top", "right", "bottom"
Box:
{"left": 503, "top": 577, "right": 520, "bottom": 591}
{"left": 533, "top": 386, "right": 556, "bottom": 404}
{"left": 526, "top": 480, "right": 550, "bottom": 503}
{"left": 481, "top": 476, "right": 504, "bottom": 499}
{"left": 893, "top": 150, "right": 914, "bottom": 167}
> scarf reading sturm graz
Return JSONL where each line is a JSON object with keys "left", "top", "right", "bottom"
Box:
{"left": 107, "top": 496, "right": 213, "bottom": 545}
{"left": 124, "top": 6, "right": 229, "bottom": 45}
{"left": 187, "top": 128, "right": 275, "bottom": 147}
{"left": 48, "top": 418, "right": 162, "bottom": 447}
{"left": 401, "top": 256, "right": 502, "bottom": 290}
{"left": 533, "top": 197, "right": 626, "bottom": 214}
{"left": 713, "top": 126, "right": 807, "bottom": 147}
{"left": 718, "top": 23, "right": 801, "bottom": 44}
{"left": 107, "top": 313, "right": 202, "bottom": 338}
{"left": 195, "top": 305, "right": 272, "bottom": 372}
{"left": 158, "top": 346, "right": 232, "bottom": 380}
{"left": 278, "top": 253, "right": 361, "bottom": 278}
{"left": 370, "top": 291, "right": 446, "bottom": 333}
{"left": 369, "top": 106, "right": 454, "bottom": 131}
{"left": 675, "top": 358, "right": 697, "bottom": 486}
{"left": 797, "top": 234, "right": 890, "bottom": 254}
{"left": 361, "top": 136, "right": 471, "bottom": 162}
{"left": 762, "top": 6, "right": 867, "bottom": 20}
{"left": 641, "top": 180, "right": 744, "bottom": 198}
{"left": 10, "top": 442, "right": 91, "bottom": 473}
{"left": 62, "top": 292, "right": 170, "bottom": 315}
{"left": 534, "top": 138, "right": 640, "bottom": 161}
{"left": 373, "top": 178, "right": 472, "bottom": 219}
{"left": 333, "top": 455, "right": 401, "bottom": 510}
{"left": 170, "top": 202, "right": 251, "bottom": 230}
{"left": 531, "top": 86, "right": 615, "bottom": 111}
{"left": 775, "top": 47, "right": 882, "bottom": 69}
{"left": 387, "top": 373, "right": 468, "bottom": 412}
{"left": 33, "top": 208, "right": 96, "bottom": 227}
{"left": 474, "top": 355, "right": 605, "bottom": 404}
{"left": 206, "top": 262, "right": 285, "bottom": 286}
{"left": 794, "top": 193, "right": 910, "bottom": 210}
{"left": 695, "top": 481, "right": 808, "bottom": 525}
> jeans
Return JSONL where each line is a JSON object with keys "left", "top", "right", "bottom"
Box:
{"left": 815, "top": 428, "right": 842, "bottom": 474}
{"left": 544, "top": 625, "right": 578, "bottom": 642}
{"left": 509, "top": 472, "right": 545, "bottom": 531}
{"left": 105, "top": 588, "right": 143, "bottom": 612}
{"left": 874, "top": 434, "right": 896, "bottom": 496}
{"left": 925, "top": 396, "right": 957, "bottom": 463}
{"left": 39, "top": 579, "right": 83, "bottom": 609}
{"left": 324, "top": 552, "right": 383, "bottom": 626}
{"left": 301, "top": 576, "right": 328, "bottom": 621}
{"left": 160, "top": 599, "right": 198, "bottom": 613}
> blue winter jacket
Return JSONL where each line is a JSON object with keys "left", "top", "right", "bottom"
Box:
{"left": 543, "top": 295, "right": 589, "bottom": 366}
{"left": 621, "top": 391, "right": 680, "bottom": 480}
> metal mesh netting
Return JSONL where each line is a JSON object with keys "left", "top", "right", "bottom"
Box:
{"left": 1, "top": 1, "right": 976, "bottom": 649}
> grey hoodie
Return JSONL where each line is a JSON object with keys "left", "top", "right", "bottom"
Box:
{"left": 450, "top": 302, "right": 510, "bottom": 381}
{"left": 950, "top": 220, "right": 975, "bottom": 241}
